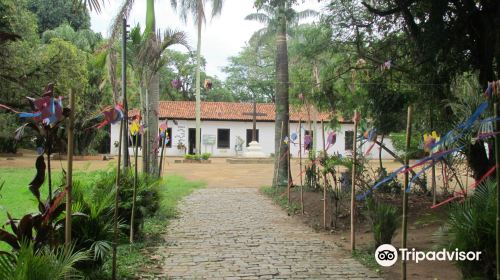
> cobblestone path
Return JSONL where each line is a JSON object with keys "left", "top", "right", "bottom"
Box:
{"left": 160, "top": 188, "right": 382, "bottom": 279}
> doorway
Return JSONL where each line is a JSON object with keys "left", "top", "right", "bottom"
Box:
{"left": 188, "top": 128, "right": 201, "bottom": 154}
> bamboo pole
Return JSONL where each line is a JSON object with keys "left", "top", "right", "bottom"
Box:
{"left": 111, "top": 119, "right": 124, "bottom": 280}
{"left": 299, "top": 119, "right": 304, "bottom": 214}
{"left": 158, "top": 135, "right": 166, "bottom": 178}
{"left": 130, "top": 133, "right": 139, "bottom": 243}
{"left": 401, "top": 106, "right": 413, "bottom": 280}
{"left": 65, "top": 89, "right": 75, "bottom": 246}
{"left": 322, "top": 120, "right": 327, "bottom": 229}
{"left": 350, "top": 111, "right": 359, "bottom": 252}
{"left": 495, "top": 101, "right": 500, "bottom": 280}
{"left": 286, "top": 122, "right": 292, "bottom": 205}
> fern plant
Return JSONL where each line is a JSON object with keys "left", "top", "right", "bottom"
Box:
{"left": 366, "top": 199, "right": 401, "bottom": 248}
{"left": 440, "top": 179, "right": 496, "bottom": 279}
{"left": 0, "top": 242, "right": 88, "bottom": 280}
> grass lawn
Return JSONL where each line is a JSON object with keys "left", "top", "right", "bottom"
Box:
{"left": 0, "top": 165, "right": 113, "bottom": 218}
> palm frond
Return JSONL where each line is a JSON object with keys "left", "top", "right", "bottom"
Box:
{"left": 210, "top": 0, "right": 224, "bottom": 18}
{"left": 295, "top": 9, "right": 319, "bottom": 20}
{"left": 245, "top": 13, "right": 270, "bottom": 24}
{"left": 109, "top": 0, "right": 136, "bottom": 41}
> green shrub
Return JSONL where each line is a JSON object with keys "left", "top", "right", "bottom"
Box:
{"left": 81, "top": 170, "right": 161, "bottom": 238}
{"left": 201, "top": 153, "right": 211, "bottom": 160}
{"left": 441, "top": 180, "right": 496, "bottom": 279}
{"left": 366, "top": 199, "right": 400, "bottom": 248}
{"left": 0, "top": 242, "right": 88, "bottom": 280}
{"left": 70, "top": 180, "right": 115, "bottom": 275}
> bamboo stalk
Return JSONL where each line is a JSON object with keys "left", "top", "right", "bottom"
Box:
{"left": 299, "top": 119, "right": 304, "bottom": 214}
{"left": 401, "top": 106, "right": 413, "bottom": 280}
{"left": 322, "top": 120, "right": 327, "bottom": 229}
{"left": 65, "top": 89, "right": 75, "bottom": 246}
{"left": 158, "top": 135, "right": 166, "bottom": 178}
{"left": 111, "top": 119, "right": 124, "bottom": 280}
{"left": 494, "top": 101, "right": 500, "bottom": 280}
{"left": 350, "top": 111, "right": 359, "bottom": 252}
{"left": 287, "top": 121, "right": 291, "bottom": 204}
{"left": 130, "top": 133, "right": 139, "bottom": 244}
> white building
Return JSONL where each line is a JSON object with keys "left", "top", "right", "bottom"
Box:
{"left": 110, "top": 101, "right": 395, "bottom": 159}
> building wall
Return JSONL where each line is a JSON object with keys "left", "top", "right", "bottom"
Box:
{"left": 110, "top": 120, "right": 396, "bottom": 159}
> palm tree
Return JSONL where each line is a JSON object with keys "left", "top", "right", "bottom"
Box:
{"left": 246, "top": 3, "right": 317, "bottom": 187}
{"left": 173, "top": 0, "right": 225, "bottom": 155}
{"left": 110, "top": 0, "right": 189, "bottom": 175}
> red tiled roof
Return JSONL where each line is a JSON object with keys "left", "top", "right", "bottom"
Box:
{"left": 133, "top": 101, "right": 349, "bottom": 122}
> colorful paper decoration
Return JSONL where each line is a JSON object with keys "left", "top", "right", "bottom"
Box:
{"left": 291, "top": 132, "right": 298, "bottom": 141}
{"left": 423, "top": 131, "right": 440, "bottom": 152}
{"left": 159, "top": 121, "right": 168, "bottom": 139}
{"left": 171, "top": 79, "right": 182, "bottom": 90}
{"left": 327, "top": 132, "right": 336, "bottom": 146}
{"left": 0, "top": 83, "right": 65, "bottom": 127}
{"left": 283, "top": 136, "right": 289, "bottom": 145}
{"left": 304, "top": 134, "right": 312, "bottom": 150}
{"left": 363, "top": 128, "right": 377, "bottom": 141}
{"left": 94, "top": 104, "right": 124, "bottom": 129}
{"left": 204, "top": 79, "right": 213, "bottom": 90}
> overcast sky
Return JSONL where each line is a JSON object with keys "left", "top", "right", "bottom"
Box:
{"left": 90, "top": 0, "right": 325, "bottom": 80}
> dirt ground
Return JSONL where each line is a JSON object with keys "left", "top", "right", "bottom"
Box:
{"left": 0, "top": 153, "right": 466, "bottom": 279}
{"left": 288, "top": 188, "right": 461, "bottom": 279}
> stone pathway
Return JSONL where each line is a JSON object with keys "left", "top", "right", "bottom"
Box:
{"left": 160, "top": 188, "right": 381, "bottom": 279}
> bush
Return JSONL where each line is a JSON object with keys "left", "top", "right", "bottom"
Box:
{"left": 201, "top": 153, "right": 211, "bottom": 160}
{"left": 87, "top": 170, "right": 161, "bottom": 237}
{"left": 441, "top": 180, "right": 496, "bottom": 279}
{"left": 366, "top": 199, "right": 400, "bottom": 248}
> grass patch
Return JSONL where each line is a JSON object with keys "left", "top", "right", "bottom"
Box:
{"left": 107, "top": 175, "right": 205, "bottom": 279}
{"left": 260, "top": 186, "right": 300, "bottom": 214}
{"left": 352, "top": 249, "right": 381, "bottom": 274}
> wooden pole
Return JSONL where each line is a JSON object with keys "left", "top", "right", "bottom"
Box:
{"left": 65, "top": 89, "right": 75, "bottom": 246}
{"left": 350, "top": 111, "right": 359, "bottom": 252}
{"left": 401, "top": 106, "right": 413, "bottom": 280}
{"left": 111, "top": 119, "right": 124, "bottom": 280}
{"left": 287, "top": 121, "right": 291, "bottom": 204}
{"left": 299, "top": 119, "right": 304, "bottom": 214}
{"left": 322, "top": 120, "right": 327, "bottom": 229}
{"left": 158, "top": 136, "right": 166, "bottom": 178}
{"left": 495, "top": 101, "right": 500, "bottom": 280}
{"left": 130, "top": 133, "right": 139, "bottom": 243}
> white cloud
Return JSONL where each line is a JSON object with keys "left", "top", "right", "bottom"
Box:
{"left": 90, "top": 0, "right": 325, "bottom": 80}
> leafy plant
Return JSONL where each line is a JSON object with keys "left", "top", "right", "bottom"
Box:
{"left": 88, "top": 170, "right": 160, "bottom": 237}
{"left": 70, "top": 180, "right": 114, "bottom": 274}
{"left": 366, "top": 199, "right": 400, "bottom": 248}
{"left": 0, "top": 189, "right": 74, "bottom": 251}
{"left": 439, "top": 180, "right": 496, "bottom": 279}
{"left": 201, "top": 153, "right": 211, "bottom": 160}
{"left": 0, "top": 242, "right": 88, "bottom": 280}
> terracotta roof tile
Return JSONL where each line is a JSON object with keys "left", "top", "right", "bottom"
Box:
{"left": 134, "top": 101, "right": 349, "bottom": 123}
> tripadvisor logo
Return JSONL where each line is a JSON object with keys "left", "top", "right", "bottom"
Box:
{"left": 374, "top": 244, "right": 482, "bottom": 267}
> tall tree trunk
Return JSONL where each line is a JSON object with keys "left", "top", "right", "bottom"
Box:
{"left": 272, "top": 4, "right": 289, "bottom": 188}
{"left": 147, "top": 73, "right": 159, "bottom": 175}
{"left": 121, "top": 17, "right": 129, "bottom": 170}
{"left": 195, "top": 18, "right": 202, "bottom": 155}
